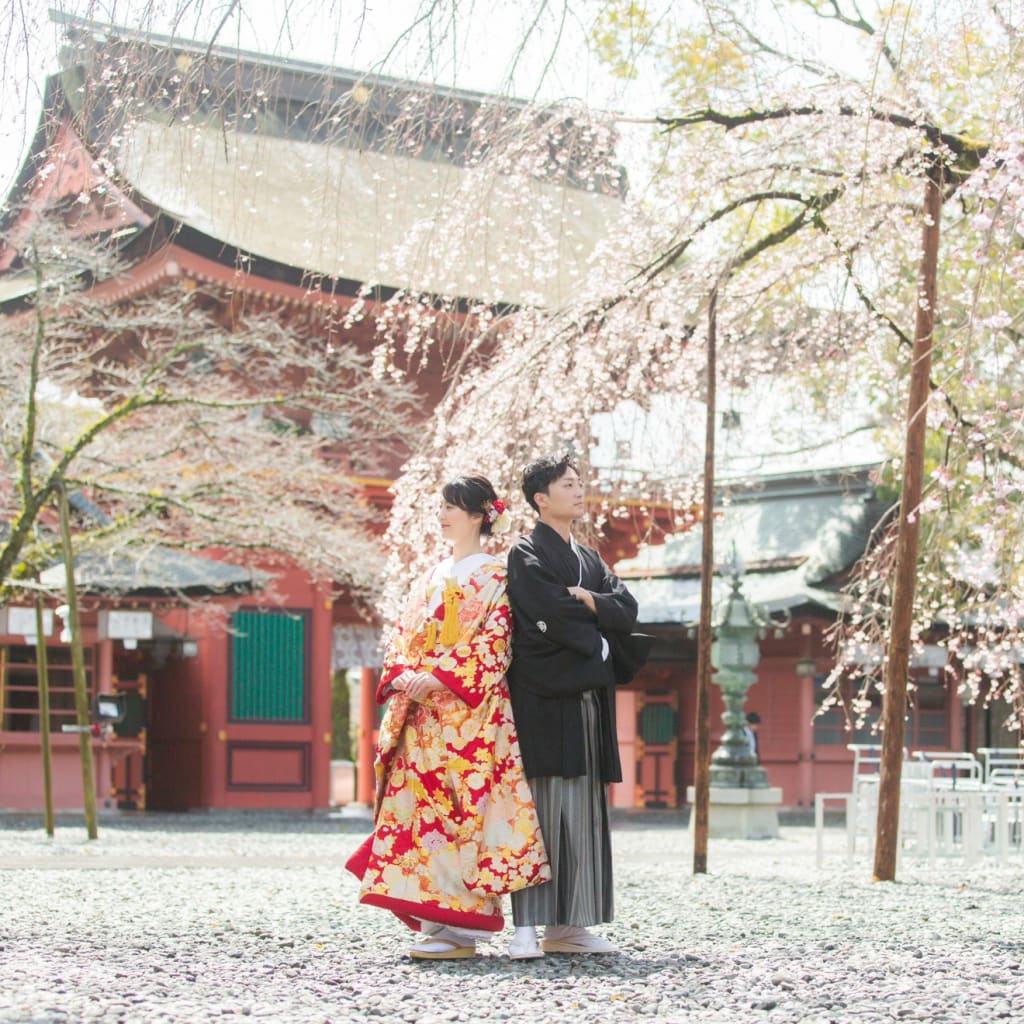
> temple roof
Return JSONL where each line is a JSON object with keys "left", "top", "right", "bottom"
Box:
{"left": 39, "top": 546, "right": 267, "bottom": 598}
{"left": 3, "top": 14, "right": 624, "bottom": 310}
{"left": 619, "top": 466, "right": 886, "bottom": 623}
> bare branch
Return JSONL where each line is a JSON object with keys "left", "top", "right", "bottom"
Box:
{"left": 656, "top": 104, "right": 987, "bottom": 176}
{"left": 796, "top": 0, "right": 900, "bottom": 71}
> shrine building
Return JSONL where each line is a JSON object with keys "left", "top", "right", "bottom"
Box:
{"left": 0, "top": 15, "right": 639, "bottom": 813}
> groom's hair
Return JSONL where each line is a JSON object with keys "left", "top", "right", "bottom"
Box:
{"left": 522, "top": 454, "right": 578, "bottom": 513}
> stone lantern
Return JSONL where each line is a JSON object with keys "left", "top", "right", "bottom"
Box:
{"left": 687, "top": 562, "right": 788, "bottom": 838}
{"left": 709, "top": 573, "right": 771, "bottom": 789}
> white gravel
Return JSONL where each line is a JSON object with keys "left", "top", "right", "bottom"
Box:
{"left": 1, "top": 812, "right": 1021, "bottom": 1023}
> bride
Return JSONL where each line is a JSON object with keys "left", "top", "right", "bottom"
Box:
{"left": 345, "top": 474, "right": 549, "bottom": 959}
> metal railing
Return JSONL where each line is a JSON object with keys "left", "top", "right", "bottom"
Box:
{"left": 815, "top": 745, "right": 1024, "bottom": 867}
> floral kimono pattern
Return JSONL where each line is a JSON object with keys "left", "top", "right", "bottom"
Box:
{"left": 345, "top": 554, "right": 550, "bottom": 932}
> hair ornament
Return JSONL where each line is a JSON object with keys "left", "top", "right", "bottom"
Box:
{"left": 484, "top": 498, "right": 511, "bottom": 535}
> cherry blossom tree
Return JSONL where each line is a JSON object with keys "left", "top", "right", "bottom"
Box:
{"left": 4, "top": 0, "right": 1020, "bottom": 653}
{"left": 4, "top": 3, "right": 1024, "bottom": 873}
{"left": 358, "top": 0, "right": 1024, "bottom": 878}
{"left": 377, "top": 1, "right": 1015, "bottom": 575}
{"left": 0, "top": 218, "right": 416, "bottom": 604}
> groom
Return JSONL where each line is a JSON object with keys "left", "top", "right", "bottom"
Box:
{"left": 505, "top": 454, "right": 641, "bottom": 957}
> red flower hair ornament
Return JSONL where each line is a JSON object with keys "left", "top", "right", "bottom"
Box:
{"left": 484, "top": 498, "right": 511, "bottom": 535}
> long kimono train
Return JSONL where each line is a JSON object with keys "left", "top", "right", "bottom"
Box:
{"left": 345, "top": 553, "right": 550, "bottom": 933}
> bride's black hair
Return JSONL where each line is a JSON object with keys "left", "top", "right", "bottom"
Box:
{"left": 442, "top": 475, "right": 499, "bottom": 536}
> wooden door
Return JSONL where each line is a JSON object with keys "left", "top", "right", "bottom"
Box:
{"left": 146, "top": 663, "right": 203, "bottom": 810}
{"left": 635, "top": 691, "right": 678, "bottom": 808}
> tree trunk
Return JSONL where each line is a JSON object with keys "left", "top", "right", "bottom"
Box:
{"left": 872, "top": 167, "right": 943, "bottom": 881}
{"left": 692, "top": 289, "right": 717, "bottom": 874}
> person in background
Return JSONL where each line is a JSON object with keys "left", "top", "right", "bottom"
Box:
{"left": 744, "top": 711, "right": 761, "bottom": 760}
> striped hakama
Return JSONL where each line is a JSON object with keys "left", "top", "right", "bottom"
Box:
{"left": 511, "top": 691, "right": 614, "bottom": 927}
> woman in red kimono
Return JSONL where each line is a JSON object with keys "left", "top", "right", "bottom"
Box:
{"left": 345, "top": 475, "right": 550, "bottom": 959}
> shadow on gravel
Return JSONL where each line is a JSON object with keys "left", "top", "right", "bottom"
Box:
{"left": 0, "top": 810, "right": 372, "bottom": 834}
{"left": 400, "top": 951, "right": 700, "bottom": 977}
{"left": 4, "top": 806, "right": 824, "bottom": 834}
{"left": 610, "top": 807, "right": 822, "bottom": 828}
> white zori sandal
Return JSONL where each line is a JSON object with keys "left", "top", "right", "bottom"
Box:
{"left": 508, "top": 926, "right": 544, "bottom": 960}
{"left": 541, "top": 926, "right": 616, "bottom": 954}
{"left": 409, "top": 924, "right": 479, "bottom": 960}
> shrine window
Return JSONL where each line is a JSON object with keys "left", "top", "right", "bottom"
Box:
{"left": 229, "top": 609, "right": 309, "bottom": 722}
{"left": 1, "top": 644, "right": 95, "bottom": 733}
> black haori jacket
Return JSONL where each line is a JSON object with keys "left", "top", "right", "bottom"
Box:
{"left": 506, "top": 520, "right": 639, "bottom": 783}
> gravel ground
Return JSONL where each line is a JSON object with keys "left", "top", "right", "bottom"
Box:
{"left": 1, "top": 811, "right": 1022, "bottom": 1024}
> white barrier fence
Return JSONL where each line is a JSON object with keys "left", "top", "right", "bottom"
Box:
{"left": 815, "top": 746, "right": 1024, "bottom": 868}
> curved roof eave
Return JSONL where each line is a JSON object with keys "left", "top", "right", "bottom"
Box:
{"left": 0, "top": 76, "right": 71, "bottom": 233}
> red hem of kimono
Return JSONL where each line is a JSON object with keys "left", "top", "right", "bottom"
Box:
{"left": 344, "top": 834, "right": 374, "bottom": 879}
{"left": 357, "top": 892, "right": 504, "bottom": 933}
{"left": 344, "top": 836, "right": 503, "bottom": 933}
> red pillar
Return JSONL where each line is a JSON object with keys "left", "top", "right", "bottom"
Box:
{"left": 797, "top": 670, "right": 816, "bottom": 806}
{"left": 94, "top": 638, "right": 116, "bottom": 810}
{"left": 310, "top": 587, "right": 333, "bottom": 808}
{"left": 97, "top": 639, "right": 114, "bottom": 695}
{"left": 947, "top": 685, "right": 963, "bottom": 750}
{"left": 357, "top": 667, "right": 376, "bottom": 805}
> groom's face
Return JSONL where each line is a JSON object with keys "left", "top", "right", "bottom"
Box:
{"left": 538, "top": 466, "right": 585, "bottom": 521}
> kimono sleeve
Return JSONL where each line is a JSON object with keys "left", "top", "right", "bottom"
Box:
{"left": 376, "top": 620, "right": 411, "bottom": 703}
{"left": 591, "top": 559, "right": 639, "bottom": 635}
{"left": 429, "top": 585, "right": 512, "bottom": 709}
{"left": 507, "top": 543, "right": 603, "bottom": 659}
{"left": 375, "top": 568, "right": 432, "bottom": 703}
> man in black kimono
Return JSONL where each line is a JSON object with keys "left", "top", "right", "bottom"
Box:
{"left": 505, "top": 454, "right": 640, "bottom": 958}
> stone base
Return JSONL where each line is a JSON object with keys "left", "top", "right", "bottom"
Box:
{"left": 329, "top": 760, "right": 356, "bottom": 806}
{"left": 328, "top": 801, "right": 372, "bottom": 821}
{"left": 686, "top": 785, "right": 783, "bottom": 839}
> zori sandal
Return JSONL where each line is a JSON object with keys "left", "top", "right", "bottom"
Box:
{"left": 541, "top": 927, "right": 616, "bottom": 954}
{"left": 409, "top": 937, "right": 476, "bottom": 959}
{"left": 507, "top": 932, "right": 545, "bottom": 960}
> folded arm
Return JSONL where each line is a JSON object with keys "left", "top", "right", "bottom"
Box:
{"left": 507, "top": 545, "right": 604, "bottom": 658}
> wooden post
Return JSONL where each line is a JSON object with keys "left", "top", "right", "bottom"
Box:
{"left": 692, "top": 289, "right": 717, "bottom": 874}
{"left": 57, "top": 479, "right": 98, "bottom": 840}
{"left": 872, "top": 167, "right": 943, "bottom": 881}
{"left": 34, "top": 595, "right": 55, "bottom": 838}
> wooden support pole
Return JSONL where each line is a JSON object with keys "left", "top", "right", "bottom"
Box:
{"left": 34, "top": 595, "right": 55, "bottom": 838}
{"left": 873, "top": 168, "right": 943, "bottom": 881}
{"left": 692, "top": 289, "right": 717, "bottom": 874}
{"left": 57, "top": 479, "right": 98, "bottom": 840}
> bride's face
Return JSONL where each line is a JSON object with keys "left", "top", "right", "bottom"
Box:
{"left": 438, "top": 500, "right": 483, "bottom": 547}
